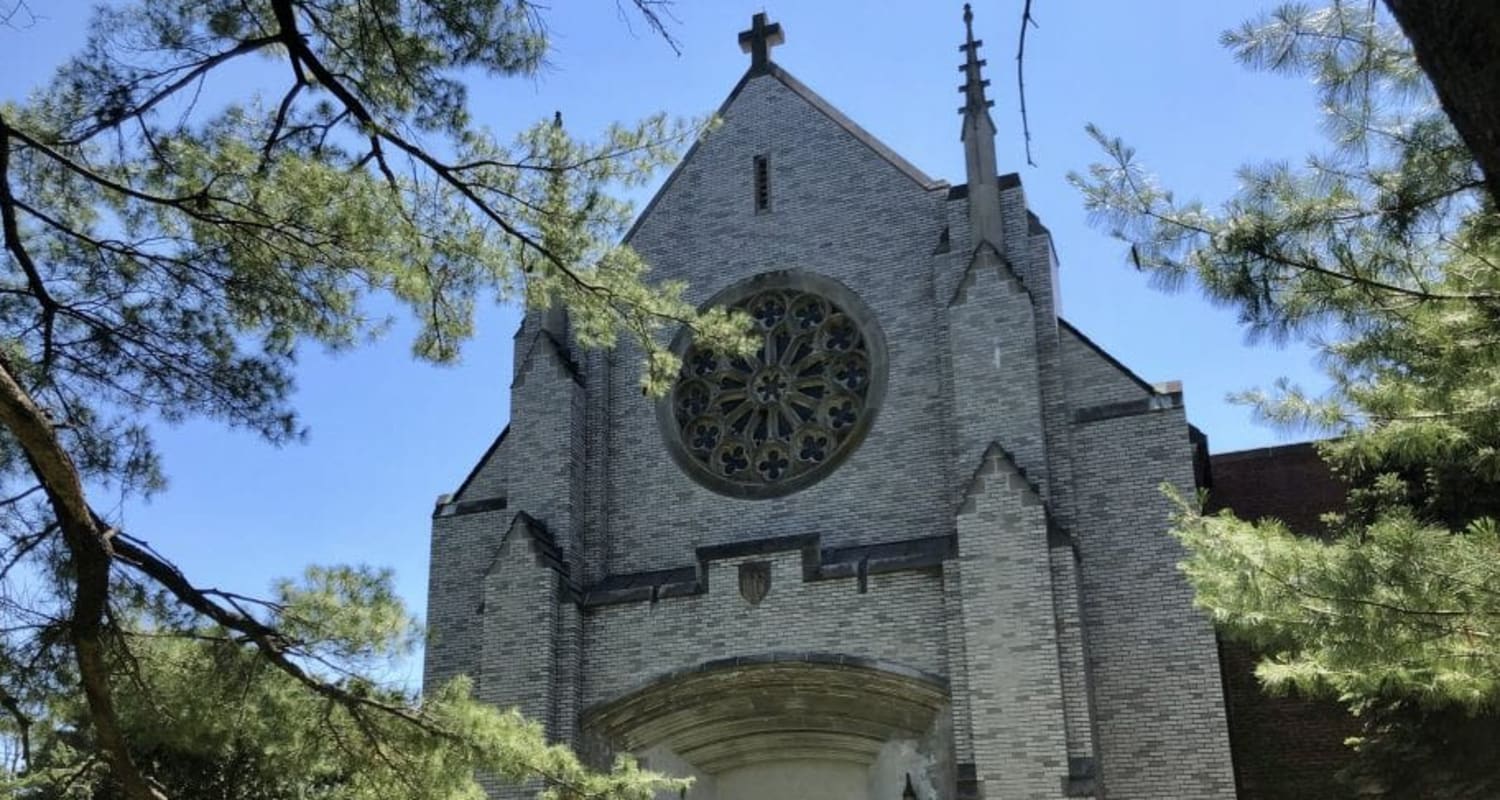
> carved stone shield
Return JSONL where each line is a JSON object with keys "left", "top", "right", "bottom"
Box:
{"left": 738, "top": 561, "right": 771, "bottom": 605}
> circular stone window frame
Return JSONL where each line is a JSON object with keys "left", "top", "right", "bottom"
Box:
{"left": 657, "top": 269, "right": 889, "bottom": 500}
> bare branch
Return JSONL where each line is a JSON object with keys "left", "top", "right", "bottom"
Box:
{"left": 0, "top": 0, "right": 36, "bottom": 30}
{"left": 0, "top": 116, "right": 60, "bottom": 370}
{"left": 1016, "top": 0, "right": 1038, "bottom": 167}
{"left": 63, "top": 35, "right": 283, "bottom": 145}
{"left": 618, "top": 0, "right": 682, "bottom": 56}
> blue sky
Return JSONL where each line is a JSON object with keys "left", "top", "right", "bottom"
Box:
{"left": 1, "top": 1, "right": 1329, "bottom": 685}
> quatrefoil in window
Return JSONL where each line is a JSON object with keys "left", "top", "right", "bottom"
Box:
{"left": 660, "top": 272, "right": 887, "bottom": 499}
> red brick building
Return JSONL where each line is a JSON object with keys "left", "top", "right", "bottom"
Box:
{"left": 1204, "top": 442, "right": 1360, "bottom": 800}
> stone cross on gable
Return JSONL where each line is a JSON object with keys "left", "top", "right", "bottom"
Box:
{"left": 738, "top": 12, "right": 785, "bottom": 73}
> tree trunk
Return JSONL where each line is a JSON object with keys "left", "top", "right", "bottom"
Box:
{"left": 1384, "top": 0, "right": 1500, "bottom": 208}
{"left": 0, "top": 125, "right": 163, "bottom": 800}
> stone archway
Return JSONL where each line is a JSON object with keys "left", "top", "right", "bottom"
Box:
{"left": 582, "top": 653, "right": 951, "bottom": 800}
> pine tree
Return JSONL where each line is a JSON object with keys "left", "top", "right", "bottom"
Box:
{"left": 1072, "top": 1, "right": 1500, "bottom": 793}
{"left": 0, "top": 2, "right": 744, "bottom": 797}
{"left": 4, "top": 566, "right": 687, "bottom": 800}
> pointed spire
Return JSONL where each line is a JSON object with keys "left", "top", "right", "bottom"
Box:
{"left": 957, "top": 3, "right": 1004, "bottom": 251}
{"left": 959, "top": 4, "right": 994, "bottom": 121}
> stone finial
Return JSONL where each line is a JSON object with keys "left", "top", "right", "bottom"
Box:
{"left": 738, "top": 12, "right": 785, "bottom": 73}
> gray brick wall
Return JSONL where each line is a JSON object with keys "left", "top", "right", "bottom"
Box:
{"left": 581, "top": 549, "right": 947, "bottom": 709}
{"left": 424, "top": 508, "right": 498, "bottom": 691}
{"left": 1070, "top": 408, "right": 1237, "bottom": 798}
{"left": 606, "top": 73, "right": 955, "bottom": 574}
{"left": 954, "top": 447, "right": 1072, "bottom": 800}
{"left": 506, "top": 334, "right": 581, "bottom": 536}
{"left": 1050, "top": 544, "right": 1098, "bottom": 768}
{"left": 480, "top": 528, "right": 561, "bottom": 800}
{"left": 948, "top": 249, "right": 1047, "bottom": 485}
{"left": 1060, "top": 325, "right": 1152, "bottom": 409}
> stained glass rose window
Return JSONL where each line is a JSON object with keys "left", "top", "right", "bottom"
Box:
{"left": 660, "top": 272, "right": 886, "bottom": 498}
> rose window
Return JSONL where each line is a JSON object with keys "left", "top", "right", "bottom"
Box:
{"left": 661, "top": 274, "right": 886, "bottom": 499}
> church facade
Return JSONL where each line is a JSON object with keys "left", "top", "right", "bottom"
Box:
{"left": 425, "top": 10, "right": 1238, "bottom": 800}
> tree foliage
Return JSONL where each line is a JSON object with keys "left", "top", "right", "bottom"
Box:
{"left": 1072, "top": 0, "right": 1500, "bottom": 792}
{"left": 5, "top": 567, "right": 685, "bottom": 800}
{"left": 0, "top": 1, "right": 743, "bottom": 797}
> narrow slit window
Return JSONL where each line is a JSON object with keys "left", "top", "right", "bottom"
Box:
{"left": 754, "top": 154, "right": 770, "bottom": 212}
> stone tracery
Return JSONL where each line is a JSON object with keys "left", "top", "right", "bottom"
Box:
{"left": 666, "top": 278, "right": 883, "bottom": 498}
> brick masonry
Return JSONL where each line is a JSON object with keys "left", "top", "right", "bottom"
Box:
{"left": 1207, "top": 444, "right": 1359, "bottom": 800}
{"left": 425, "top": 41, "right": 1238, "bottom": 800}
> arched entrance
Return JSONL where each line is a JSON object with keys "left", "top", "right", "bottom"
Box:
{"left": 582, "top": 654, "right": 951, "bottom": 800}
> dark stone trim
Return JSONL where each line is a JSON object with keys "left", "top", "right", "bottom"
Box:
{"left": 696, "top": 532, "right": 819, "bottom": 562}
{"left": 1065, "top": 757, "right": 1098, "bottom": 797}
{"left": 511, "top": 511, "right": 565, "bottom": 572}
{"left": 1028, "top": 209, "right": 1051, "bottom": 236}
{"left": 1064, "top": 777, "right": 1097, "bottom": 797}
{"left": 818, "top": 534, "right": 956, "bottom": 579}
{"left": 956, "top": 762, "right": 982, "bottom": 800}
{"left": 511, "top": 328, "right": 583, "bottom": 389}
{"left": 432, "top": 495, "right": 508, "bottom": 519}
{"left": 1058, "top": 318, "right": 1159, "bottom": 397}
{"left": 1072, "top": 391, "right": 1184, "bottom": 425}
{"left": 948, "top": 241, "right": 1033, "bottom": 308}
{"left": 541, "top": 330, "right": 582, "bottom": 381}
{"left": 483, "top": 511, "right": 583, "bottom": 601}
{"left": 946, "top": 173, "right": 1022, "bottom": 197}
{"left": 957, "top": 442, "right": 1075, "bottom": 558}
{"left": 579, "top": 650, "right": 949, "bottom": 719}
{"left": 1046, "top": 519, "right": 1075, "bottom": 550}
{"left": 946, "top": 176, "right": 1048, "bottom": 236}
{"left": 933, "top": 225, "right": 952, "bottom": 254}
{"left": 1209, "top": 439, "right": 1323, "bottom": 464}
{"left": 449, "top": 424, "right": 508, "bottom": 503}
{"left": 590, "top": 566, "right": 700, "bottom": 591}
{"left": 1190, "top": 423, "right": 1214, "bottom": 492}
{"left": 579, "top": 532, "right": 955, "bottom": 608}
{"left": 699, "top": 533, "right": 821, "bottom": 585}
{"left": 580, "top": 566, "right": 699, "bottom": 608}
